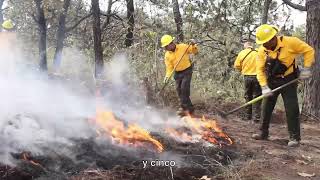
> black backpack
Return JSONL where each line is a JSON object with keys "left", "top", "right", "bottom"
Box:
{"left": 265, "top": 37, "right": 298, "bottom": 79}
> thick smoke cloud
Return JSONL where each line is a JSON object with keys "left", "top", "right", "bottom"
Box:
{"left": 0, "top": 46, "right": 95, "bottom": 164}
{"left": 0, "top": 42, "right": 175, "bottom": 165}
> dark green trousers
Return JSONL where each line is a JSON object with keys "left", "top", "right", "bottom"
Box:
{"left": 260, "top": 75, "right": 300, "bottom": 140}
{"left": 244, "top": 75, "right": 262, "bottom": 121}
{"left": 174, "top": 66, "right": 194, "bottom": 112}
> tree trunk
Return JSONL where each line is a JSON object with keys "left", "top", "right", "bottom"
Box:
{"left": 0, "top": 0, "right": 4, "bottom": 31}
{"left": 34, "top": 0, "right": 47, "bottom": 72}
{"left": 302, "top": 0, "right": 320, "bottom": 120}
{"left": 53, "top": 0, "right": 71, "bottom": 71}
{"left": 91, "top": 0, "right": 104, "bottom": 78}
{"left": 125, "top": 0, "right": 134, "bottom": 47}
{"left": 172, "top": 0, "right": 184, "bottom": 42}
{"left": 261, "top": 0, "right": 272, "bottom": 24}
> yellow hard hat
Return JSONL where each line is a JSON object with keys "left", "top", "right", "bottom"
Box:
{"left": 161, "top": 35, "right": 175, "bottom": 47}
{"left": 2, "top": 20, "right": 14, "bottom": 30}
{"left": 255, "top": 24, "right": 279, "bottom": 44}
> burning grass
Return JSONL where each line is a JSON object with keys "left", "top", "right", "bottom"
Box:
{"left": 0, "top": 133, "right": 237, "bottom": 180}
{"left": 92, "top": 109, "right": 164, "bottom": 152}
{"left": 87, "top": 88, "right": 233, "bottom": 155}
{"left": 0, "top": 94, "right": 237, "bottom": 179}
{"left": 91, "top": 110, "right": 232, "bottom": 154}
{"left": 165, "top": 115, "right": 233, "bottom": 147}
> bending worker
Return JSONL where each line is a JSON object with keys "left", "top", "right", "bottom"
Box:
{"left": 252, "top": 24, "right": 315, "bottom": 147}
{"left": 234, "top": 40, "right": 261, "bottom": 123}
{"left": 161, "top": 35, "right": 198, "bottom": 116}
{"left": 0, "top": 20, "right": 17, "bottom": 76}
{"left": 0, "top": 20, "right": 16, "bottom": 45}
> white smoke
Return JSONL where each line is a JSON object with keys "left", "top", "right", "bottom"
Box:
{"left": 101, "top": 52, "right": 171, "bottom": 129}
{"left": 0, "top": 40, "right": 96, "bottom": 165}
{"left": 0, "top": 37, "right": 179, "bottom": 166}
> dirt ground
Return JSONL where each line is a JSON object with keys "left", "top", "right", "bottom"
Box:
{"left": 1, "top": 99, "right": 319, "bottom": 180}
{"left": 201, "top": 104, "right": 320, "bottom": 180}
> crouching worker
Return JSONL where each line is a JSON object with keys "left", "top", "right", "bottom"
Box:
{"left": 161, "top": 35, "right": 198, "bottom": 116}
{"left": 234, "top": 40, "right": 261, "bottom": 123}
{"left": 252, "top": 24, "right": 315, "bottom": 147}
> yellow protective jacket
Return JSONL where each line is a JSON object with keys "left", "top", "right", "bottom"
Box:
{"left": 164, "top": 43, "right": 198, "bottom": 78}
{"left": 0, "top": 31, "right": 18, "bottom": 75}
{"left": 256, "top": 36, "right": 315, "bottom": 86}
{"left": 234, "top": 47, "right": 258, "bottom": 75}
{"left": 0, "top": 31, "right": 16, "bottom": 50}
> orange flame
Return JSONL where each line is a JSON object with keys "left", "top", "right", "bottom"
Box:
{"left": 166, "top": 115, "right": 233, "bottom": 146}
{"left": 92, "top": 108, "right": 163, "bottom": 152}
{"left": 22, "top": 153, "right": 44, "bottom": 168}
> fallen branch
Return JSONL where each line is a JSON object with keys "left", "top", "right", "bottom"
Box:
{"left": 282, "top": 0, "right": 306, "bottom": 11}
{"left": 301, "top": 112, "right": 320, "bottom": 121}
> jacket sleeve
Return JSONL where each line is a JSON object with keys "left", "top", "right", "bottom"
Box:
{"left": 290, "top": 37, "right": 315, "bottom": 68}
{"left": 233, "top": 52, "right": 242, "bottom": 71}
{"left": 164, "top": 53, "right": 174, "bottom": 78}
{"left": 256, "top": 48, "right": 268, "bottom": 87}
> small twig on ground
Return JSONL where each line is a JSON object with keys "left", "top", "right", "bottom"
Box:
{"left": 185, "top": 158, "right": 214, "bottom": 175}
{"left": 218, "top": 155, "right": 241, "bottom": 180}
{"left": 301, "top": 112, "right": 320, "bottom": 121}
{"left": 84, "top": 169, "right": 103, "bottom": 176}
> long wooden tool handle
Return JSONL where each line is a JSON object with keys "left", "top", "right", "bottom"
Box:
{"left": 270, "top": 78, "right": 299, "bottom": 93}
{"left": 225, "top": 78, "right": 299, "bottom": 116}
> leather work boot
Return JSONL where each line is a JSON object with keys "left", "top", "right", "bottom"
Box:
{"left": 288, "top": 139, "right": 300, "bottom": 147}
{"left": 251, "top": 133, "right": 268, "bottom": 140}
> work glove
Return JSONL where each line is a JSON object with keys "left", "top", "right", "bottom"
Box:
{"left": 299, "top": 67, "right": 312, "bottom": 80}
{"left": 261, "top": 86, "right": 273, "bottom": 97}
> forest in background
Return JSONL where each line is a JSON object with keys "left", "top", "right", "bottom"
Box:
{"left": 0, "top": 0, "right": 319, "bottom": 119}
{"left": 1, "top": 1, "right": 320, "bottom": 179}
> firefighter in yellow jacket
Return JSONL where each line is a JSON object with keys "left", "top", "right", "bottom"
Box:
{"left": 0, "top": 20, "right": 16, "bottom": 47}
{"left": 161, "top": 35, "right": 198, "bottom": 116}
{"left": 0, "top": 20, "right": 17, "bottom": 76}
{"left": 252, "top": 24, "right": 315, "bottom": 147}
{"left": 234, "top": 40, "right": 261, "bottom": 122}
